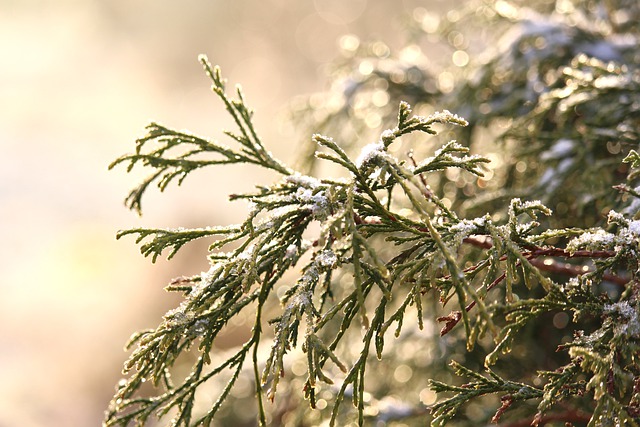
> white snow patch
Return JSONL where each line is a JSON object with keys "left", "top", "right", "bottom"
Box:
{"left": 237, "top": 244, "right": 255, "bottom": 261}
{"left": 285, "top": 243, "right": 298, "bottom": 260}
{"left": 296, "top": 187, "right": 330, "bottom": 220}
{"left": 566, "top": 229, "right": 615, "bottom": 253}
{"left": 285, "top": 173, "right": 320, "bottom": 189}
{"left": 538, "top": 157, "right": 574, "bottom": 193}
{"left": 190, "top": 264, "right": 223, "bottom": 297}
{"left": 356, "top": 141, "right": 385, "bottom": 168}
{"left": 627, "top": 221, "right": 640, "bottom": 236}
{"left": 380, "top": 129, "right": 395, "bottom": 144}
{"left": 624, "top": 187, "right": 640, "bottom": 217}
{"left": 450, "top": 217, "right": 485, "bottom": 237}
{"left": 604, "top": 301, "right": 640, "bottom": 337}
{"left": 607, "top": 210, "right": 627, "bottom": 224}
{"left": 316, "top": 249, "right": 338, "bottom": 269}
{"left": 429, "top": 110, "right": 468, "bottom": 126}
{"left": 301, "top": 265, "right": 320, "bottom": 285}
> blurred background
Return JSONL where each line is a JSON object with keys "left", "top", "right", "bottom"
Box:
{"left": 0, "top": 0, "right": 456, "bottom": 425}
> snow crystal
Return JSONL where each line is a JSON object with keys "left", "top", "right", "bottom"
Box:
{"left": 285, "top": 173, "right": 320, "bottom": 189}
{"left": 268, "top": 205, "right": 300, "bottom": 220}
{"left": 566, "top": 229, "right": 615, "bottom": 253}
{"left": 253, "top": 218, "right": 276, "bottom": 232}
{"left": 628, "top": 221, "right": 640, "bottom": 236}
{"left": 380, "top": 129, "right": 396, "bottom": 144}
{"left": 605, "top": 300, "right": 635, "bottom": 319}
{"left": 310, "top": 194, "right": 329, "bottom": 218}
{"left": 355, "top": 141, "right": 385, "bottom": 168}
{"left": 316, "top": 249, "right": 338, "bottom": 269}
{"left": 296, "top": 187, "right": 330, "bottom": 220}
{"left": 518, "top": 199, "right": 545, "bottom": 211}
{"left": 449, "top": 217, "right": 485, "bottom": 237}
{"left": 604, "top": 301, "right": 640, "bottom": 337}
{"left": 285, "top": 243, "right": 298, "bottom": 260}
{"left": 247, "top": 202, "right": 259, "bottom": 216}
{"left": 300, "top": 240, "right": 312, "bottom": 252}
{"left": 301, "top": 265, "right": 320, "bottom": 285}
{"left": 237, "top": 244, "right": 255, "bottom": 261}
{"left": 364, "top": 215, "right": 382, "bottom": 224}
{"left": 436, "top": 141, "right": 464, "bottom": 157}
{"left": 294, "top": 290, "right": 312, "bottom": 307}
{"left": 416, "top": 142, "right": 466, "bottom": 172}
{"left": 191, "top": 264, "right": 222, "bottom": 297}
{"left": 193, "top": 318, "right": 210, "bottom": 336}
{"left": 444, "top": 218, "right": 487, "bottom": 256}
{"left": 607, "top": 209, "right": 627, "bottom": 224}
{"left": 296, "top": 187, "right": 313, "bottom": 203}
{"left": 605, "top": 210, "right": 640, "bottom": 246}
{"left": 200, "top": 265, "right": 216, "bottom": 284}
{"left": 429, "top": 110, "right": 468, "bottom": 126}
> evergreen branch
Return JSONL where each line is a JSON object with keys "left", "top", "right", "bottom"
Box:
{"left": 198, "top": 55, "right": 292, "bottom": 176}
{"left": 109, "top": 43, "right": 640, "bottom": 426}
{"left": 109, "top": 124, "right": 261, "bottom": 214}
{"left": 413, "top": 140, "right": 489, "bottom": 176}
{"left": 117, "top": 226, "right": 239, "bottom": 262}
{"left": 109, "top": 57, "right": 292, "bottom": 215}
{"left": 429, "top": 361, "right": 543, "bottom": 426}
{"left": 533, "top": 358, "right": 586, "bottom": 425}
{"left": 330, "top": 290, "right": 390, "bottom": 427}
{"left": 313, "top": 134, "right": 360, "bottom": 175}
{"left": 485, "top": 284, "right": 570, "bottom": 366}
{"left": 396, "top": 103, "right": 468, "bottom": 136}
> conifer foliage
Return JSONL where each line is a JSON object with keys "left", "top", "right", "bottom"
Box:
{"left": 107, "top": 1, "right": 640, "bottom": 425}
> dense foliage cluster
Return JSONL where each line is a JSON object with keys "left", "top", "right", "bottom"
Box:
{"left": 107, "top": 1, "right": 640, "bottom": 426}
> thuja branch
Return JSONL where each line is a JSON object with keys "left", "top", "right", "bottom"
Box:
{"left": 463, "top": 235, "right": 627, "bottom": 285}
{"left": 108, "top": 59, "right": 493, "bottom": 426}
{"left": 437, "top": 235, "right": 628, "bottom": 336}
{"left": 109, "top": 55, "right": 640, "bottom": 427}
{"left": 109, "top": 55, "right": 292, "bottom": 214}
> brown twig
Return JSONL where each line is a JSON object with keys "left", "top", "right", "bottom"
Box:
{"left": 438, "top": 270, "right": 508, "bottom": 336}
{"left": 407, "top": 149, "right": 434, "bottom": 199}
{"left": 462, "top": 235, "right": 627, "bottom": 285}
{"left": 528, "top": 257, "right": 628, "bottom": 286}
